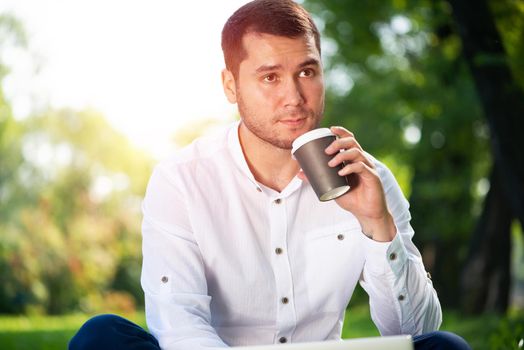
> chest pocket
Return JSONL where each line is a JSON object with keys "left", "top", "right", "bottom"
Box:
{"left": 304, "top": 226, "right": 363, "bottom": 268}
{"left": 299, "top": 226, "right": 365, "bottom": 312}
{"left": 306, "top": 225, "right": 361, "bottom": 241}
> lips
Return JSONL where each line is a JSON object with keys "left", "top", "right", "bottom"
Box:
{"left": 281, "top": 118, "right": 304, "bottom": 123}
{"left": 280, "top": 118, "right": 306, "bottom": 126}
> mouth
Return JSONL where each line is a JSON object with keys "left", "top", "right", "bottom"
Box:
{"left": 279, "top": 118, "right": 307, "bottom": 128}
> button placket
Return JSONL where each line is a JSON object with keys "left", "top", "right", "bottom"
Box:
{"left": 268, "top": 196, "right": 296, "bottom": 342}
{"left": 396, "top": 288, "right": 409, "bottom": 305}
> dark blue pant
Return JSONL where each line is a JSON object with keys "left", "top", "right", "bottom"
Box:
{"left": 69, "top": 314, "right": 471, "bottom": 350}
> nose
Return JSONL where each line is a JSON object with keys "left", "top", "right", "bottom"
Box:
{"left": 283, "top": 78, "right": 305, "bottom": 107}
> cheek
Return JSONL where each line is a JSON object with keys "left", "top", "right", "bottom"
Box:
{"left": 304, "top": 80, "right": 325, "bottom": 103}
{"left": 240, "top": 82, "right": 271, "bottom": 102}
{"left": 313, "top": 78, "right": 325, "bottom": 94}
{"left": 250, "top": 87, "right": 280, "bottom": 109}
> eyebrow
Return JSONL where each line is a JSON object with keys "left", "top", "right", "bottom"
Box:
{"left": 298, "top": 58, "right": 321, "bottom": 69}
{"left": 255, "top": 58, "right": 321, "bottom": 74}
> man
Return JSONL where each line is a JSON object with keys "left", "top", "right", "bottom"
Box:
{"left": 69, "top": 1, "right": 470, "bottom": 349}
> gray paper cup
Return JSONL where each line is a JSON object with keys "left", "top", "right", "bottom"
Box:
{"left": 292, "top": 128, "right": 350, "bottom": 201}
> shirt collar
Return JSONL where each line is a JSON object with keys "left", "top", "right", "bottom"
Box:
{"left": 227, "top": 121, "right": 303, "bottom": 198}
{"left": 227, "top": 121, "right": 260, "bottom": 190}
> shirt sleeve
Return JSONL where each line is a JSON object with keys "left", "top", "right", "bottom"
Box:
{"left": 141, "top": 164, "right": 229, "bottom": 349}
{"left": 358, "top": 159, "right": 442, "bottom": 336}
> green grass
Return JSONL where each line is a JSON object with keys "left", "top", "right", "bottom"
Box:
{"left": 0, "top": 312, "right": 146, "bottom": 350}
{"left": 0, "top": 308, "right": 505, "bottom": 349}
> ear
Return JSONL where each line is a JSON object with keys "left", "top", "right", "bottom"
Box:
{"left": 221, "top": 68, "right": 237, "bottom": 104}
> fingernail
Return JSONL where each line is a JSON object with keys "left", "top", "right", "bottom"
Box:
{"left": 338, "top": 169, "right": 345, "bottom": 175}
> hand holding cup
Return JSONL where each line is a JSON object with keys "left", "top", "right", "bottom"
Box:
{"left": 295, "top": 126, "right": 396, "bottom": 241}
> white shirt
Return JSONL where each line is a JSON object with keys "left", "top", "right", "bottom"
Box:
{"left": 141, "top": 122, "right": 442, "bottom": 350}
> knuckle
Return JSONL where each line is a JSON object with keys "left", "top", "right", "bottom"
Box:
{"left": 349, "top": 148, "right": 360, "bottom": 158}
{"left": 330, "top": 153, "right": 342, "bottom": 163}
{"left": 333, "top": 139, "right": 344, "bottom": 149}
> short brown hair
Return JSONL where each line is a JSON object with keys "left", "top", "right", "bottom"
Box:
{"left": 221, "top": 0, "right": 321, "bottom": 78}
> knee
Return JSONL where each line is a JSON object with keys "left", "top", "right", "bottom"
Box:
{"left": 435, "top": 331, "right": 471, "bottom": 350}
{"left": 415, "top": 331, "right": 471, "bottom": 350}
{"left": 68, "top": 314, "right": 127, "bottom": 350}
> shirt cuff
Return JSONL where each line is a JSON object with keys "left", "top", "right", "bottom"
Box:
{"left": 363, "top": 227, "right": 408, "bottom": 276}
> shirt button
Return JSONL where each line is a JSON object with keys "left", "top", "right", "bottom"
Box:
{"left": 279, "top": 337, "right": 287, "bottom": 343}
{"left": 337, "top": 234, "right": 345, "bottom": 240}
{"left": 426, "top": 272, "right": 432, "bottom": 280}
{"left": 274, "top": 198, "right": 282, "bottom": 204}
{"left": 398, "top": 294, "right": 405, "bottom": 301}
{"left": 281, "top": 297, "right": 289, "bottom": 304}
{"left": 389, "top": 252, "right": 397, "bottom": 261}
{"left": 161, "top": 276, "right": 168, "bottom": 283}
{"left": 275, "top": 247, "right": 283, "bottom": 255}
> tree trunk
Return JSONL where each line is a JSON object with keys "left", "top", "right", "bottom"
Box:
{"left": 447, "top": 0, "right": 524, "bottom": 227}
{"left": 447, "top": 0, "right": 524, "bottom": 313}
{"left": 461, "top": 167, "right": 511, "bottom": 313}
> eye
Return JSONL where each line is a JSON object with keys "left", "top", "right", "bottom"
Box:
{"left": 263, "top": 73, "right": 278, "bottom": 83}
{"left": 299, "top": 68, "right": 315, "bottom": 78}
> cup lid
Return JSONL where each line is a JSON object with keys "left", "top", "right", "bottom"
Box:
{"left": 291, "top": 128, "right": 334, "bottom": 155}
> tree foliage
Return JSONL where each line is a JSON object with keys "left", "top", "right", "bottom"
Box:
{"left": 1, "top": 108, "right": 154, "bottom": 314}
{"left": 0, "top": 27, "right": 150, "bottom": 314}
{"left": 0, "top": 13, "right": 156, "bottom": 315}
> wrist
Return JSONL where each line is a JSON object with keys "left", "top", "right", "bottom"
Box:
{"left": 360, "top": 212, "right": 396, "bottom": 242}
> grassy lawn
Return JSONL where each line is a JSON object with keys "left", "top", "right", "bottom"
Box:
{"left": 0, "top": 307, "right": 506, "bottom": 349}
{"left": 0, "top": 312, "right": 146, "bottom": 350}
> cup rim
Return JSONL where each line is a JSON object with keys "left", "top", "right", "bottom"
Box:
{"left": 291, "top": 128, "right": 334, "bottom": 155}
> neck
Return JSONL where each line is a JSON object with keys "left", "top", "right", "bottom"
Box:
{"left": 238, "top": 122, "right": 300, "bottom": 192}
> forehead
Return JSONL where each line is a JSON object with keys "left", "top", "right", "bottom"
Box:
{"left": 240, "top": 32, "right": 321, "bottom": 71}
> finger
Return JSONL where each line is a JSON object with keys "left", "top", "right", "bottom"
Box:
{"left": 330, "top": 126, "right": 354, "bottom": 138}
{"left": 325, "top": 136, "right": 362, "bottom": 155}
{"left": 338, "top": 161, "right": 377, "bottom": 178}
{"left": 328, "top": 148, "right": 373, "bottom": 168}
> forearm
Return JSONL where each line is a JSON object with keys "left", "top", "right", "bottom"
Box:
{"left": 360, "top": 231, "right": 442, "bottom": 335}
{"left": 360, "top": 159, "right": 442, "bottom": 335}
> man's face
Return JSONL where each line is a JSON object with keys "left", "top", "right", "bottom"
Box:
{"left": 231, "top": 32, "right": 325, "bottom": 150}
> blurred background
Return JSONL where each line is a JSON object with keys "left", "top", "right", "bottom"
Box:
{"left": 0, "top": 0, "right": 523, "bottom": 349}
